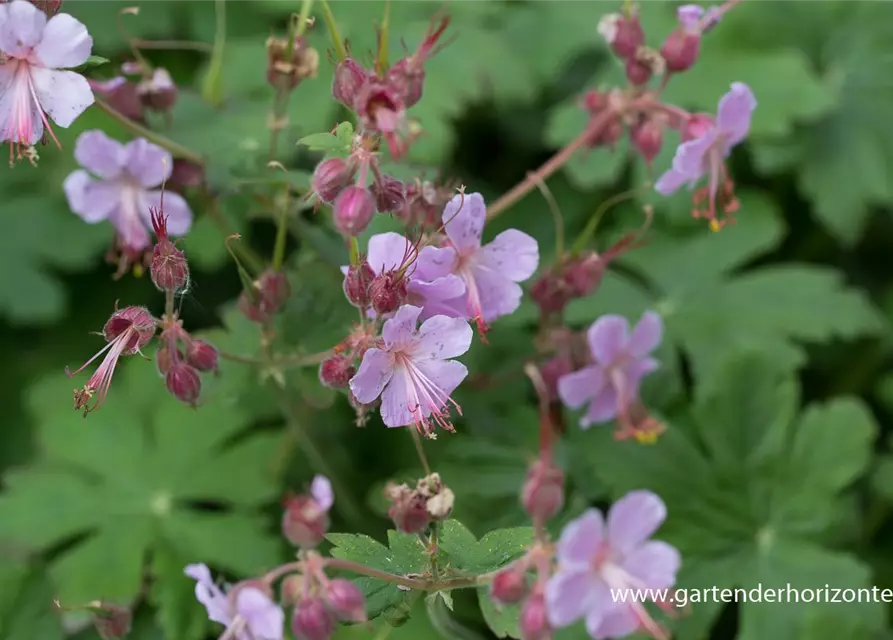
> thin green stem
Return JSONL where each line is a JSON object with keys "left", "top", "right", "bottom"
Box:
{"left": 410, "top": 429, "right": 432, "bottom": 475}
{"left": 206, "top": 197, "right": 265, "bottom": 273}
{"left": 570, "top": 187, "right": 644, "bottom": 254}
{"left": 376, "top": 0, "right": 391, "bottom": 75}
{"left": 271, "top": 192, "right": 290, "bottom": 271}
{"left": 93, "top": 98, "right": 204, "bottom": 165}
{"left": 295, "top": 0, "right": 314, "bottom": 38}
{"left": 319, "top": 0, "right": 348, "bottom": 62}
{"left": 201, "top": 0, "right": 227, "bottom": 107}
{"left": 349, "top": 236, "right": 360, "bottom": 265}
{"left": 324, "top": 558, "right": 483, "bottom": 591}
{"left": 219, "top": 349, "right": 331, "bottom": 368}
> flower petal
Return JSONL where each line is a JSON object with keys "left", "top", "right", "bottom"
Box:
{"left": 442, "top": 192, "right": 486, "bottom": 252}
{"left": 140, "top": 189, "right": 193, "bottom": 236}
{"left": 545, "top": 569, "right": 600, "bottom": 628}
{"left": 717, "top": 82, "right": 757, "bottom": 148}
{"left": 622, "top": 540, "right": 681, "bottom": 590}
{"left": 606, "top": 490, "right": 667, "bottom": 554}
{"left": 184, "top": 563, "right": 232, "bottom": 626}
{"left": 414, "top": 358, "right": 468, "bottom": 404}
{"left": 109, "top": 202, "right": 152, "bottom": 251}
{"left": 588, "top": 606, "right": 639, "bottom": 640}
{"left": 381, "top": 304, "right": 422, "bottom": 347}
{"left": 557, "top": 365, "right": 605, "bottom": 410}
{"left": 413, "top": 315, "right": 472, "bottom": 360}
{"left": 349, "top": 348, "right": 393, "bottom": 404}
{"left": 556, "top": 509, "right": 605, "bottom": 568}
{"left": 0, "top": 0, "right": 47, "bottom": 57}
{"left": 74, "top": 129, "right": 125, "bottom": 179}
{"left": 654, "top": 167, "right": 689, "bottom": 196}
{"left": 408, "top": 275, "right": 466, "bottom": 321}
{"left": 29, "top": 67, "right": 93, "bottom": 128}
{"left": 478, "top": 228, "right": 539, "bottom": 282}
{"left": 627, "top": 311, "right": 663, "bottom": 357}
{"left": 379, "top": 367, "right": 415, "bottom": 428}
{"left": 367, "top": 232, "right": 413, "bottom": 275}
{"left": 64, "top": 171, "right": 120, "bottom": 222}
{"left": 671, "top": 129, "right": 716, "bottom": 180}
{"left": 582, "top": 383, "right": 619, "bottom": 427}
{"left": 416, "top": 245, "right": 459, "bottom": 280}
{"left": 33, "top": 12, "right": 92, "bottom": 68}
{"left": 124, "top": 137, "right": 173, "bottom": 188}
{"left": 0, "top": 62, "right": 43, "bottom": 144}
{"left": 622, "top": 357, "right": 659, "bottom": 400}
{"left": 311, "top": 475, "right": 334, "bottom": 511}
{"left": 235, "top": 587, "right": 284, "bottom": 640}
{"left": 676, "top": 4, "right": 704, "bottom": 28}
{"left": 472, "top": 266, "right": 523, "bottom": 323}
{"left": 587, "top": 315, "right": 630, "bottom": 365}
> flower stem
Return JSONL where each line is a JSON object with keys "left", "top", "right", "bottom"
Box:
{"left": 201, "top": 0, "right": 227, "bottom": 107}
{"left": 486, "top": 108, "right": 617, "bottom": 221}
{"left": 93, "top": 98, "right": 204, "bottom": 165}
{"left": 219, "top": 349, "right": 331, "bottom": 367}
{"left": 319, "top": 0, "right": 348, "bottom": 62}
{"left": 324, "top": 558, "right": 483, "bottom": 591}
{"left": 409, "top": 428, "right": 432, "bottom": 475}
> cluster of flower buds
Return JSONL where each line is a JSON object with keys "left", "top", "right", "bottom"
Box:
{"left": 385, "top": 473, "right": 455, "bottom": 534}
{"left": 92, "top": 59, "right": 178, "bottom": 124}
{"left": 288, "top": 572, "right": 366, "bottom": 640}
{"left": 155, "top": 323, "right": 219, "bottom": 407}
{"left": 239, "top": 269, "right": 291, "bottom": 324}
{"left": 282, "top": 475, "right": 334, "bottom": 548}
{"left": 150, "top": 209, "right": 190, "bottom": 294}
{"left": 265, "top": 34, "right": 319, "bottom": 92}
{"left": 489, "top": 555, "right": 553, "bottom": 640}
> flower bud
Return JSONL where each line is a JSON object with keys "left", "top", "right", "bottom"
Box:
{"left": 333, "top": 186, "right": 376, "bottom": 237}
{"left": 325, "top": 579, "right": 367, "bottom": 623}
{"left": 319, "top": 355, "right": 355, "bottom": 389}
{"left": 386, "top": 57, "right": 424, "bottom": 108}
{"left": 266, "top": 36, "right": 319, "bottom": 91}
{"left": 540, "top": 355, "right": 573, "bottom": 404}
{"left": 490, "top": 566, "right": 529, "bottom": 605}
{"left": 561, "top": 252, "right": 603, "bottom": 297}
{"left": 582, "top": 89, "right": 607, "bottom": 114}
{"left": 91, "top": 77, "right": 145, "bottom": 123}
{"left": 186, "top": 339, "right": 219, "bottom": 373}
{"left": 625, "top": 55, "right": 652, "bottom": 86}
{"left": 240, "top": 270, "right": 291, "bottom": 324}
{"left": 530, "top": 273, "right": 571, "bottom": 316}
{"left": 343, "top": 260, "right": 375, "bottom": 308}
{"left": 332, "top": 57, "right": 370, "bottom": 108}
{"left": 520, "top": 459, "right": 564, "bottom": 523}
{"left": 369, "top": 272, "right": 408, "bottom": 315}
{"left": 312, "top": 157, "right": 354, "bottom": 204}
{"left": 386, "top": 483, "right": 431, "bottom": 534}
{"left": 661, "top": 28, "right": 701, "bottom": 73}
{"left": 103, "top": 306, "right": 156, "bottom": 352}
{"left": 150, "top": 239, "right": 189, "bottom": 293}
{"left": 599, "top": 12, "right": 644, "bottom": 59}
{"left": 169, "top": 159, "right": 205, "bottom": 190}
{"left": 282, "top": 495, "right": 330, "bottom": 548}
{"left": 371, "top": 175, "right": 407, "bottom": 213}
{"left": 137, "top": 68, "right": 177, "bottom": 112}
{"left": 166, "top": 363, "right": 201, "bottom": 406}
{"left": 91, "top": 603, "right": 132, "bottom": 640}
{"left": 682, "top": 113, "right": 714, "bottom": 142}
{"left": 155, "top": 345, "right": 182, "bottom": 376}
{"left": 585, "top": 113, "right": 624, "bottom": 149}
{"left": 281, "top": 574, "right": 304, "bottom": 606}
{"left": 291, "top": 597, "right": 336, "bottom": 640}
{"left": 631, "top": 118, "right": 664, "bottom": 164}
{"left": 519, "top": 593, "right": 551, "bottom": 640}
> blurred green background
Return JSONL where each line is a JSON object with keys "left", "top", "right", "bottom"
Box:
{"left": 2, "top": 1, "right": 893, "bottom": 639}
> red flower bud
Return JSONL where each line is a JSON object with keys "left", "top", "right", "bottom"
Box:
{"left": 325, "top": 579, "right": 367, "bottom": 623}
{"left": 386, "top": 57, "right": 424, "bottom": 108}
{"left": 582, "top": 89, "right": 607, "bottom": 114}
{"left": 186, "top": 339, "right": 218, "bottom": 373}
{"left": 291, "top": 597, "right": 336, "bottom": 640}
{"left": 281, "top": 574, "right": 304, "bottom": 606}
{"left": 91, "top": 603, "right": 132, "bottom": 640}
{"left": 166, "top": 363, "right": 202, "bottom": 406}
{"left": 562, "top": 252, "right": 604, "bottom": 297}
{"left": 386, "top": 483, "right": 431, "bottom": 534}
{"left": 332, "top": 57, "right": 370, "bottom": 108}
{"left": 586, "top": 113, "right": 624, "bottom": 149}
{"left": 371, "top": 174, "right": 407, "bottom": 213}
{"left": 606, "top": 13, "right": 644, "bottom": 59}
{"left": 520, "top": 459, "right": 564, "bottom": 523}
{"left": 625, "top": 55, "right": 653, "bottom": 86}
{"left": 150, "top": 209, "right": 190, "bottom": 293}
{"left": 343, "top": 260, "right": 375, "bottom": 308}
{"left": 631, "top": 118, "right": 664, "bottom": 164}
{"left": 239, "top": 270, "right": 291, "bottom": 324}
{"left": 89, "top": 77, "right": 145, "bottom": 123}
{"left": 103, "top": 306, "right": 156, "bottom": 352}
{"left": 333, "top": 186, "right": 375, "bottom": 237}
{"left": 369, "top": 271, "right": 408, "bottom": 315}
{"left": 312, "top": 157, "right": 354, "bottom": 204}
{"left": 319, "top": 355, "right": 355, "bottom": 389}
{"left": 519, "top": 593, "right": 551, "bottom": 640}
{"left": 490, "top": 566, "right": 529, "bottom": 605}
{"left": 169, "top": 159, "right": 205, "bottom": 190}
{"left": 661, "top": 29, "right": 701, "bottom": 73}
{"left": 282, "top": 495, "right": 330, "bottom": 548}
{"left": 540, "top": 355, "right": 573, "bottom": 404}
{"left": 137, "top": 68, "right": 177, "bottom": 112}
{"left": 682, "top": 113, "right": 714, "bottom": 142}
{"left": 155, "top": 345, "right": 182, "bottom": 376}
{"left": 530, "top": 273, "right": 571, "bottom": 316}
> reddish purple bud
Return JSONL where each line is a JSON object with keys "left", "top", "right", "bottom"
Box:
{"left": 186, "top": 339, "right": 218, "bottom": 373}
{"left": 490, "top": 567, "right": 529, "bottom": 605}
{"left": 562, "top": 252, "right": 604, "bottom": 297}
{"left": 332, "top": 57, "right": 370, "bottom": 108}
{"left": 343, "top": 260, "right": 375, "bottom": 308}
{"left": 625, "top": 54, "right": 652, "bottom": 85}
{"left": 166, "top": 363, "right": 202, "bottom": 406}
{"left": 91, "top": 603, "right": 132, "bottom": 640}
{"left": 682, "top": 113, "right": 714, "bottom": 142}
{"left": 281, "top": 574, "right": 304, "bottom": 606}
{"left": 386, "top": 57, "right": 424, "bottom": 108}
{"left": 155, "top": 345, "right": 182, "bottom": 376}
{"left": 540, "top": 355, "right": 573, "bottom": 404}
{"left": 240, "top": 270, "right": 291, "bottom": 324}
{"left": 585, "top": 113, "right": 624, "bottom": 149}
{"left": 325, "top": 579, "right": 367, "bottom": 623}
{"left": 291, "top": 597, "right": 336, "bottom": 640}
{"left": 631, "top": 118, "right": 664, "bottom": 164}
{"left": 603, "top": 13, "right": 644, "bottom": 59}
{"left": 312, "top": 157, "right": 355, "bottom": 204}
{"left": 282, "top": 496, "right": 330, "bottom": 548}
{"left": 386, "top": 483, "right": 431, "bottom": 534}
{"left": 137, "top": 68, "right": 177, "bottom": 112}
{"left": 371, "top": 174, "right": 407, "bottom": 213}
{"left": 103, "top": 306, "right": 156, "bottom": 352}
{"left": 530, "top": 273, "right": 571, "bottom": 316}
{"left": 169, "top": 159, "right": 205, "bottom": 190}
{"left": 333, "top": 186, "right": 376, "bottom": 237}
{"left": 519, "top": 593, "right": 551, "bottom": 640}
{"left": 520, "top": 459, "right": 564, "bottom": 523}
{"left": 101, "top": 79, "right": 146, "bottom": 123}
{"left": 661, "top": 29, "right": 701, "bottom": 73}
{"left": 369, "top": 272, "right": 408, "bottom": 315}
{"left": 582, "top": 89, "right": 607, "bottom": 114}
{"left": 319, "top": 355, "right": 355, "bottom": 389}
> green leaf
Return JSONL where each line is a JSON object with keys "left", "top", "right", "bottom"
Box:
{"left": 71, "top": 55, "right": 110, "bottom": 72}
{"left": 150, "top": 543, "right": 209, "bottom": 640}
{"left": 477, "top": 589, "right": 521, "bottom": 639}
{"left": 297, "top": 122, "right": 355, "bottom": 155}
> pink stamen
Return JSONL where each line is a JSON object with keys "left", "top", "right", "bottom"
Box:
{"left": 67, "top": 328, "right": 137, "bottom": 416}
{"left": 396, "top": 352, "right": 462, "bottom": 436}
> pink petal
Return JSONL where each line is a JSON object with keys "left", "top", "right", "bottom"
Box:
{"left": 311, "top": 475, "right": 334, "bottom": 511}
{"left": 349, "top": 348, "right": 393, "bottom": 405}
{"left": 582, "top": 384, "right": 618, "bottom": 427}
{"left": 0, "top": 63, "right": 43, "bottom": 144}
{"left": 413, "top": 315, "right": 472, "bottom": 360}
{"left": 545, "top": 569, "right": 602, "bottom": 628}
{"left": 717, "top": 82, "right": 757, "bottom": 149}
{"left": 622, "top": 357, "right": 659, "bottom": 400}
{"left": 367, "top": 232, "right": 412, "bottom": 275}
{"left": 29, "top": 67, "right": 93, "bottom": 128}
{"left": 621, "top": 540, "right": 681, "bottom": 590}
{"left": 478, "top": 229, "right": 539, "bottom": 282}
{"left": 654, "top": 167, "right": 689, "bottom": 196}
{"left": 33, "top": 12, "right": 92, "bottom": 68}
{"left": 0, "top": 1, "right": 47, "bottom": 57}
{"left": 627, "top": 311, "right": 663, "bottom": 357}
{"left": 471, "top": 265, "right": 523, "bottom": 323}
{"left": 64, "top": 170, "right": 120, "bottom": 222}
{"left": 381, "top": 305, "right": 422, "bottom": 347}
{"left": 407, "top": 275, "right": 466, "bottom": 321}
{"left": 184, "top": 563, "right": 232, "bottom": 626}
{"left": 588, "top": 606, "right": 639, "bottom": 640}
{"left": 123, "top": 137, "right": 172, "bottom": 188}
{"left": 109, "top": 202, "right": 152, "bottom": 251}
{"left": 235, "top": 588, "right": 284, "bottom": 640}
{"left": 442, "top": 192, "right": 486, "bottom": 253}
{"left": 381, "top": 359, "right": 467, "bottom": 429}
{"left": 587, "top": 315, "right": 630, "bottom": 365}
{"left": 557, "top": 365, "right": 605, "bottom": 410}
{"left": 556, "top": 509, "right": 605, "bottom": 568}
{"left": 416, "top": 245, "right": 458, "bottom": 280}
{"left": 414, "top": 358, "right": 467, "bottom": 403}
{"left": 74, "top": 129, "right": 125, "bottom": 179}
{"left": 606, "top": 490, "right": 667, "bottom": 554}
{"left": 676, "top": 4, "right": 704, "bottom": 28}
{"left": 379, "top": 367, "right": 416, "bottom": 428}
{"left": 671, "top": 128, "right": 717, "bottom": 178}
{"left": 140, "top": 189, "right": 193, "bottom": 236}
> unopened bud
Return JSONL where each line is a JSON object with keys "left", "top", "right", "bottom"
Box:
{"left": 319, "top": 355, "right": 355, "bottom": 389}
{"left": 369, "top": 272, "right": 408, "bottom": 315}
{"left": 266, "top": 36, "right": 319, "bottom": 91}
{"left": 291, "top": 597, "right": 336, "bottom": 640}
{"left": 631, "top": 118, "right": 663, "bottom": 164}
{"left": 239, "top": 270, "right": 291, "bottom": 324}
{"left": 625, "top": 54, "right": 652, "bottom": 85}
{"left": 386, "top": 483, "right": 431, "bottom": 534}
{"left": 385, "top": 57, "right": 424, "bottom": 108}
{"left": 282, "top": 495, "right": 330, "bottom": 548}
{"left": 166, "top": 363, "right": 201, "bottom": 406}
{"left": 186, "top": 339, "right": 218, "bottom": 373}
{"left": 332, "top": 57, "right": 370, "bottom": 108}
{"left": 521, "top": 459, "right": 564, "bottom": 523}
{"left": 103, "top": 306, "right": 156, "bottom": 352}
{"left": 599, "top": 12, "right": 644, "bottom": 59}
{"left": 281, "top": 574, "right": 304, "bottom": 606}
{"left": 661, "top": 28, "right": 701, "bottom": 73}
{"left": 343, "top": 260, "right": 375, "bottom": 308}
{"left": 90, "top": 77, "right": 145, "bottom": 123}
{"left": 333, "top": 186, "right": 376, "bottom": 237}
{"left": 561, "top": 252, "right": 603, "bottom": 297}
{"left": 530, "top": 273, "right": 571, "bottom": 316}
{"left": 137, "top": 68, "right": 177, "bottom": 112}
{"left": 519, "top": 593, "right": 551, "bottom": 640}
{"left": 325, "top": 579, "right": 367, "bottom": 623}
{"left": 490, "top": 566, "right": 529, "bottom": 605}
{"left": 682, "top": 113, "right": 714, "bottom": 142}
{"left": 155, "top": 345, "right": 182, "bottom": 376}
{"left": 586, "top": 113, "right": 623, "bottom": 149}
{"left": 582, "top": 89, "right": 607, "bottom": 114}
{"left": 539, "top": 355, "right": 573, "bottom": 404}
{"left": 150, "top": 239, "right": 189, "bottom": 293}
{"left": 91, "top": 603, "right": 132, "bottom": 640}
{"left": 371, "top": 174, "right": 407, "bottom": 213}
{"left": 169, "top": 159, "right": 205, "bottom": 190}
{"left": 312, "top": 157, "right": 354, "bottom": 203}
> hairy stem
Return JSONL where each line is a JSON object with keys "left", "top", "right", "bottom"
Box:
{"left": 325, "top": 558, "right": 483, "bottom": 591}
{"left": 410, "top": 428, "right": 432, "bottom": 475}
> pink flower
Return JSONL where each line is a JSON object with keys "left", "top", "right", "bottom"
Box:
{"left": 432, "top": 192, "right": 539, "bottom": 332}
{"left": 654, "top": 82, "right": 756, "bottom": 230}
{"left": 63, "top": 130, "right": 193, "bottom": 253}
{"left": 545, "top": 491, "right": 680, "bottom": 640}
{"left": 349, "top": 304, "right": 471, "bottom": 436}
{"left": 557, "top": 311, "right": 662, "bottom": 439}
{"left": 0, "top": 0, "right": 94, "bottom": 156}
{"left": 185, "top": 563, "right": 284, "bottom": 640}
